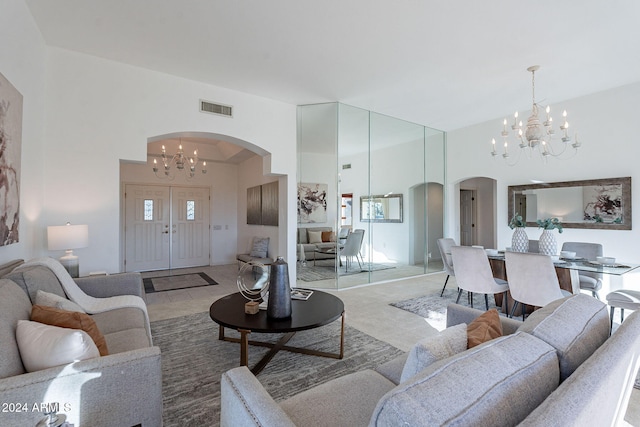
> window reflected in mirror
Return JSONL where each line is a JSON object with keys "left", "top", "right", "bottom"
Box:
{"left": 508, "top": 177, "right": 631, "bottom": 230}
{"left": 360, "top": 194, "right": 403, "bottom": 223}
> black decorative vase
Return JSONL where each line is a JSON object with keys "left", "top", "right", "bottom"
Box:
{"left": 267, "top": 257, "right": 292, "bottom": 319}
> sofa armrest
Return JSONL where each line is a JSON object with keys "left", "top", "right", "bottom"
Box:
{"left": 221, "top": 366, "right": 296, "bottom": 427}
{"left": 75, "top": 272, "right": 144, "bottom": 298}
{"left": 446, "top": 303, "right": 523, "bottom": 335}
{"left": 0, "top": 346, "right": 162, "bottom": 426}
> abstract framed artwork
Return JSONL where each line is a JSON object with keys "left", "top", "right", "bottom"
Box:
{"left": 0, "top": 72, "right": 22, "bottom": 246}
{"left": 260, "top": 181, "right": 279, "bottom": 226}
{"left": 246, "top": 185, "right": 262, "bottom": 225}
{"left": 298, "top": 183, "right": 327, "bottom": 223}
{"left": 246, "top": 181, "right": 279, "bottom": 226}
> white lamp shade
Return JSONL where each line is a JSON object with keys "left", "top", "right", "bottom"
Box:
{"left": 47, "top": 224, "right": 89, "bottom": 251}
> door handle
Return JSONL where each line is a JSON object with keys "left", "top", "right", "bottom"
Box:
{"left": 162, "top": 231, "right": 169, "bottom": 234}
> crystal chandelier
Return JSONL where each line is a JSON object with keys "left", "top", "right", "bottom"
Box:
{"left": 491, "top": 66, "right": 582, "bottom": 165}
{"left": 152, "top": 141, "right": 207, "bottom": 180}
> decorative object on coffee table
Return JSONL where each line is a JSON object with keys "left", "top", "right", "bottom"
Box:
{"left": 267, "top": 257, "right": 291, "bottom": 319}
{"left": 237, "top": 260, "right": 270, "bottom": 314}
{"left": 509, "top": 213, "right": 528, "bottom": 253}
{"left": 537, "top": 217, "right": 563, "bottom": 256}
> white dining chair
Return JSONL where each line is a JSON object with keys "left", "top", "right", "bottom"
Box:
{"left": 450, "top": 246, "right": 509, "bottom": 311}
{"left": 339, "top": 229, "right": 365, "bottom": 272}
{"left": 505, "top": 251, "right": 572, "bottom": 320}
{"left": 437, "top": 238, "right": 457, "bottom": 297}
{"left": 561, "top": 242, "right": 603, "bottom": 299}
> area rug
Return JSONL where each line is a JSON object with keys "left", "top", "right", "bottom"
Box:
{"left": 390, "top": 289, "right": 499, "bottom": 331}
{"left": 151, "top": 311, "right": 404, "bottom": 426}
{"left": 297, "top": 259, "right": 395, "bottom": 282}
{"left": 143, "top": 272, "right": 218, "bottom": 293}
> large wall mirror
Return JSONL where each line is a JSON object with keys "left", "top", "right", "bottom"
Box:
{"left": 360, "top": 194, "right": 403, "bottom": 223}
{"left": 508, "top": 177, "right": 631, "bottom": 230}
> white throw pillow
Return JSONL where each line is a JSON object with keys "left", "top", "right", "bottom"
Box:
{"left": 400, "top": 323, "right": 468, "bottom": 382}
{"left": 35, "top": 290, "right": 86, "bottom": 313}
{"left": 16, "top": 320, "right": 100, "bottom": 372}
{"left": 307, "top": 230, "right": 323, "bottom": 244}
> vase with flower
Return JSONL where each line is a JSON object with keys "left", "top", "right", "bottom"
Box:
{"left": 536, "top": 217, "right": 563, "bottom": 256}
{"left": 509, "top": 213, "right": 529, "bottom": 253}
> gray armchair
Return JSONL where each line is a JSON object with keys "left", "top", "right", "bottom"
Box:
{"left": 0, "top": 261, "right": 162, "bottom": 426}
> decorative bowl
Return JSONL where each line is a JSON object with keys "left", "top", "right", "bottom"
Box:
{"left": 560, "top": 251, "right": 577, "bottom": 259}
{"left": 597, "top": 256, "right": 616, "bottom": 265}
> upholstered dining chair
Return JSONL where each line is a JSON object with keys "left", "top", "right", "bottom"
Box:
{"left": 505, "top": 252, "right": 572, "bottom": 320}
{"left": 340, "top": 229, "right": 365, "bottom": 272}
{"left": 436, "top": 238, "right": 457, "bottom": 297}
{"left": 561, "top": 242, "right": 603, "bottom": 299}
{"left": 450, "top": 246, "right": 509, "bottom": 311}
{"left": 527, "top": 240, "right": 540, "bottom": 253}
{"left": 337, "top": 226, "right": 351, "bottom": 245}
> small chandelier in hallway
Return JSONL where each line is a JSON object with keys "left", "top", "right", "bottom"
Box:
{"left": 152, "top": 141, "right": 207, "bottom": 180}
{"left": 491, "top": 66, "right": 582, "bottom": 165}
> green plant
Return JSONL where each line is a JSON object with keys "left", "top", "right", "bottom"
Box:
{"left": 509, "top": 213, "right": 526, "bottom": 229}
{"left": 536, "top": 217, "right": 563, "bottom": 233}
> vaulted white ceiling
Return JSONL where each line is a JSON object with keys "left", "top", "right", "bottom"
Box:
{"left": 26, "top": 0, "right": 640, "bottom": 132}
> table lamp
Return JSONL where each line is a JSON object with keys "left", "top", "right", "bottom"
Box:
{"left": 47, "top": 223, "right": 89, "bottom": 278}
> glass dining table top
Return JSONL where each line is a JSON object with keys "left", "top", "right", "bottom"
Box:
{"left": 487, "top": 252, "right": 640, "bottom": 276}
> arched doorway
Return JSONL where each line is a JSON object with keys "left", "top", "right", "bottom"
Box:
{"left": 120, "top": 131, "right": 279, "bottom": 272}
{"left": 457, "top": 177, "right": 497, "bottom": 249}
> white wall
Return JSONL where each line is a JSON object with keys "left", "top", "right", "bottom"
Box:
{"left": 0, "top": 0, "right": 47, "bottom": 263}
{"left": 41, "top": 48, "right": 297, "bottom": 274}
{"left": 447, "top": 82, "right": 640, "bottom": 265}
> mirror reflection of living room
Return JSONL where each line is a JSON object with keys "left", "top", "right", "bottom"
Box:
{"left": 297, "top": 103, "right": 445, "bottom": 290}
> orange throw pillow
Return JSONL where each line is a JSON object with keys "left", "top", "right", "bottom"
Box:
{"left": 31, "top": 305, "right": 109, "bottom": 356}
{"left": 467, "top": 308, "right": 503, "bottom": 349}
{"left": 321, "top": 231, "right": 335, "bottom": 242}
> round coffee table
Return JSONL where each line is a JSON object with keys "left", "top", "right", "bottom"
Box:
{"left": 209, "top": 290, "right": 344, "bottom": 374}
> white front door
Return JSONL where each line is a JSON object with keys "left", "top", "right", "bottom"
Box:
{"left": 124, "top": 184, "right": 171, "bottom": 272}
{"left": 171, "top": 186, "right": 210, "bottom": 269}
{"left": 124, "top": 184, "right": 210, "bottom": 272}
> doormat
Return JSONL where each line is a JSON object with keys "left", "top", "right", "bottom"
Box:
{"left": 143, "top": 272, "right": 218, "bottom": 293}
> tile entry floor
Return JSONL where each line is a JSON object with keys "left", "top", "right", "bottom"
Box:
{"left": 142, "top": 264, "right": 640, "bottom": 426}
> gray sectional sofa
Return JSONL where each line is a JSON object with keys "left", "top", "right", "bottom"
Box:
{"left": 221, "top": 294, "right": 640, "bottom": 426}
{"left": 0, "top": 260, "right": 162, "bottom": 427}
{"left": 297, "top": 226, "right": 337, "bottom": 261}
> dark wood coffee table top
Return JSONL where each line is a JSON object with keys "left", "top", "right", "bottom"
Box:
{"left": 209, "top": 289, "right": 344, "bottom": 333}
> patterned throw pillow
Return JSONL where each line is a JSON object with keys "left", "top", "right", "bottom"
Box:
{"left": 249, "top": 237, "right": 269, "bottom": 258}
{"left": 35, "top": 290, "right": 86, "bottom": 313}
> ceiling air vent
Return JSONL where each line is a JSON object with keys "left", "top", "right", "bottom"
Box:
{"left": 200, "top": 100, "right": 233, "bottom": 118}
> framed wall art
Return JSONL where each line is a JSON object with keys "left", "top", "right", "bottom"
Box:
{"left": 0, "top": 72, "right": 22, "bottom": 246}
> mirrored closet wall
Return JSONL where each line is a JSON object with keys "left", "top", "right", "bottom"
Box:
{"left": 297, "top": 102, "right": 445, "bottom": 290}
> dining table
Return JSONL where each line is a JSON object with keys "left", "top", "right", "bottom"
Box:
{"left": 486, "top": 251, "right": 640, "bottom": 313}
